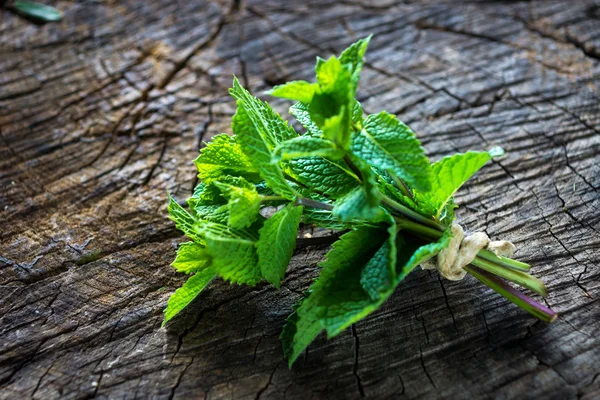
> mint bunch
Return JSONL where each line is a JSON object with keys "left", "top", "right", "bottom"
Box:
{"left": 166, "top": 36, "right": 556, "bottom": 366}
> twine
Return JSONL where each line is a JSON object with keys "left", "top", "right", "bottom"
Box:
{"left": 421, "top": 223, "right": 516, "bottom": 281}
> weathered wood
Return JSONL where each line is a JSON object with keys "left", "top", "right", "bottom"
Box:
{"left": 1, "top": 1, "right": 599, "bottom": 399}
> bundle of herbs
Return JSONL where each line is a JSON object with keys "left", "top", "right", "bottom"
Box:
{"left": 165, "top": 36, "right": 556, "bottom": 366}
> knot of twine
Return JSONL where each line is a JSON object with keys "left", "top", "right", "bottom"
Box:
{"left": 421, "top": 223, "right": 516, "bottom": 281}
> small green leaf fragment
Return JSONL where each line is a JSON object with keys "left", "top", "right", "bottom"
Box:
{"left": 172, "top": 242, "right": 212, "bottom": 274}
{"left": 415, "top": 151, "right": 493, "bottom": 219}
{"left": 163, "top": 267, "right": 217, "bottom": 325}
{"left": 230, "top": 78, "right": 299, "bottom": 199}
{"left": 167, "top": 194, "right": 204, "bottom": 244}
{"left": 214, "top": 177, "right": 262, "bottom": 229}
{"left": 193, "top": 134, "right": 258, "bottom": 183}
{"left": 198, "top": 221, "right": 261, "bottom": 285}
{"left": 351, "top": 111, "right": 431, "bottom": 192}
{"left": 257, "top": 204, "right": 304, "bottom": 288}
{"left": 266, "top": 81, "right": 320, "bottom": 103}
{"left": 14, "top": 0, "right": 62, "bottom": 22}
{"left": 272, "top": 136, "right": 345, "bottom": 163}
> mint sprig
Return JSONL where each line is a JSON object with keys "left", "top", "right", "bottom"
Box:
{"left": 164, "top": 36, "right": 557, "bottom": 366}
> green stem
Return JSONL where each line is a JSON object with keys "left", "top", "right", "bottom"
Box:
{"left": 478, "top": 249, "right": 530, "bottom": 272}
{"left": 295, "top": 197, "right": 334, "bottom": 211}
{"left": 388, "top": 171, "right": 414, "bottom": 200}
{"left": 470, "top": 257, "right": 546, "bottom": 297}
{"left": 260, "top": 195, "right": 285, "bottom": 202}
{"left": 394, "top": 216, "right": 548, "bottom": 296}
{"left": 465, "top": 266, "right": 557, "bottom": 323}
{"left": 382, "top": 194, "right": 443, "bottom": 230}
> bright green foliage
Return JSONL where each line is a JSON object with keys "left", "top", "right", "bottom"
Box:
{"left": 214, "top": 177, "right": 262, "bottom": 229}
{"left": 163, "top": 267, "right": 217, "bottom": 325}
{"left": 339, "top": 35, "right": 371, "bottom": 90}
{"left": 282, "top": 226, "right": 395, "bottom": 365}
{"left": 332, "top": 154, "right": 382, "bottom": 221}
{"left": 273, "top": 136, "right": 345, "bottom": 162}
{"left": 193, "top": 134, "right": 258, "bottom": 183}
{"left": 266, "top": 81, "right": 320, "bottom": 103}
{"left": 165, "top": 36, "right": 508, "bottom": 367}
{"left": 288, "top": 157, "right": 359, "bottom": 198}
{"left": 414, "top": 149, "right": 499, "bottom": 218}
{"left": 168, "top": 195, "right": 205, "bottom": 244}
{"left": 289, "top": 102, "right": 322, "bottom": 137}
{"left": 230, "top": 78, "right": 298, "bottom": 199}
{"left": 352, "top": 112, "right": 431, "bottom": 192}
{"left": 172, "top": 242, "right": 212, "bottom": 274}
{"left": 257, "top": 204, "right": 304, "bottom": 288}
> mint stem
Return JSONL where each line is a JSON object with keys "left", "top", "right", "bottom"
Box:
{"left": 296, "top": 197, "right": 334, "bottom": 211}
{"left": 464, "top": 266, "right": 557, "bottom": 323}
{"left": 381, "top": 194, "right": 443, "bottom": 230}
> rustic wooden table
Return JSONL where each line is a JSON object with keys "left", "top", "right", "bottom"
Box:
{"left": 1, "top": 1, "right": 599, "bottom": 399}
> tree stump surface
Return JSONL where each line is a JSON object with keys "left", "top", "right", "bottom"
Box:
{"left": 1, "top": 1, "right": 599, "bottom": 399}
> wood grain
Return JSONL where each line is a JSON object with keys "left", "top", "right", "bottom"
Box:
{"left": 1, "top": 1, "right": 599, "bottom": 399}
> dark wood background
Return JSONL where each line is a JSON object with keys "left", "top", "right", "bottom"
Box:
{"left": 1, "top": 1, "right": 599, "bottom": 398}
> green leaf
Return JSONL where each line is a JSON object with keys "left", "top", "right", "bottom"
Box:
{"left": 168, "top": 194, "right": 204, "bottom": 244}
{"left": 193, "top": 134, "right": 258, "bottom": 183}
{"left": 230, "top": 78, "right": 298, "bottom": 199}
{"left": 316, "top": 56, "right": 344, "bottom": 93}
{"left": 214, "top": 177, "right": 261, "bottom": 229}
{"left": 301, "top": 208, "right": 357, "bottom": 230}
{"left": 283, "top": 226, "right": 393, "bottom": 365}
{"left": 273, "top": 136, "right": 345, "bottom": 163}
{"left": 289, "top": 102, "right": 322, "bottom": 137}
{"left": 351, "top": 111, "right": 431, "bottom": 192}
{"left": 288, "top": 156, "right": 359, "bottom": 198}
{"left": 332, "top": 154, "right": 382, "bottom": 221}
{"left": 13, "top": 0, "right": 62, "bottom": 22}
{"left": 396, "top": 227, "right": 453, "bottom": 282}
{"left": 198, "top": 221, "right": 261, "bottom": 285}
{"left": 360, "top": 215, "right": 397, "bottom": 301}
{"left": 257, "top": 204, "right": 304, "bottom": 288}
{"left": 266, "top": 81, "right": 320, "bottom": 103}
{"left": 171, "top": 242, "right": 212, "bottom": 274}
{"left": 415, "top": 150, "right": 496, "bottom": 219}
{"left": 321, "top": 106, "right": 345, "bottom": 144}
{"left": 163, "top": 267, "right": 217, "bottom": 325}
{"left": 352, "top": 99, "right": 364, "bottom": 126}
{"left": 339, "top": 35, "right": 372, "bottom": 89}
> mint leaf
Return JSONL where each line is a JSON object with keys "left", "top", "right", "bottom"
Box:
{"left": 193, "top": 134, "right": 258, "bottom": 183}
{"left": 163, "top": 267, "right": 217, "bottom": 325}
{"left": 198, "top": 221, "right": 261, "bottom": 285}
{"left": 289, "top": 102, "right": 322, "bottom": 137}
{"left": 302, "top": 208, "right": 357, "bottom": 230}
{"left": 351, "top": 111, "right": 431, "bottom": 192}
{"left": 284, "top": 226, "right": 393, "bottom": 364}
{"left": 339, "top": 35, "right": 372, "bottom": 89}
{"left": 266, "top": 81, "right": 320, "bottom": 103}
{"left": 396, "top": 227, "right": 453, "bottom": 282}
{"left": 273, "top": 136, "right": 345, "bottom": 162}
{"left": 415, "top": 150, "right": 497, "bottom": 219}
{"left": 332, "top": 154, "right": 382, "bottom": 221}
{"left": 257, "top": 204, "right": 304, "bottom": 288}
{"left": 214, "top": 177, "right": 261, "bottom": 229}
{"left": 360, "top": 215, "right": 397, "bottom": 300}
{"left": 168, "top": 194, "right": 205, "bottom": 244}
{"left": 172, "top": 242, "right": 212, "bottom": 274}
{"left": 230, "top": 78, "right": 298, "bottom": 199}
{"left": 288, "top": 156, "right": 359, "bottom": 198}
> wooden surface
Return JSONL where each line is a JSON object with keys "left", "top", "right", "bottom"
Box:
{"left": 1, "top": 1, "right": 599, "bottom": 399}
